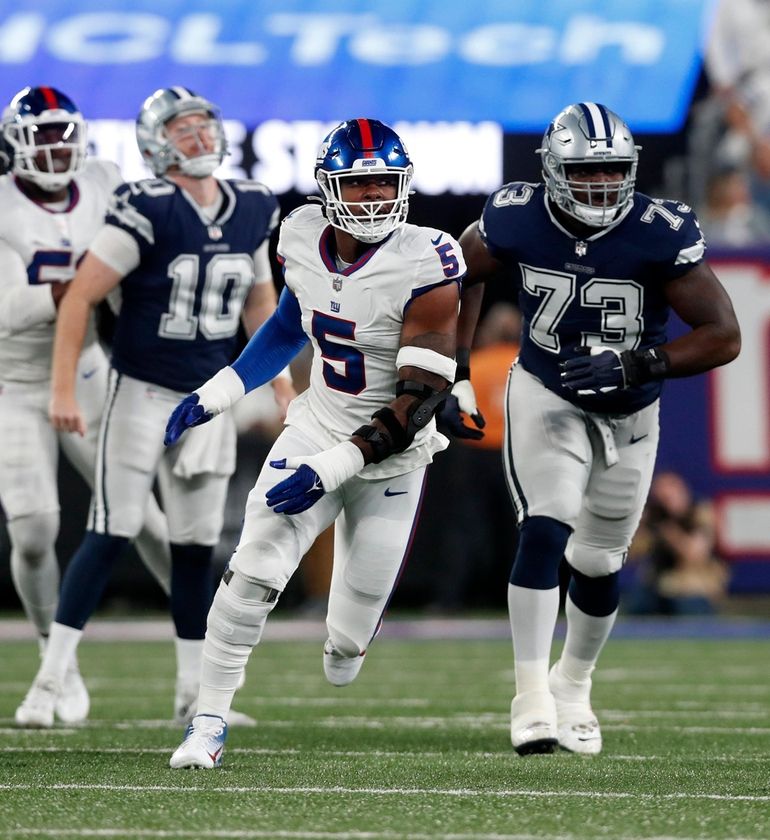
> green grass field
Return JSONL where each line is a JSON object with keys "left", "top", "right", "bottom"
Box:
{"left": 1, "top": 622, "right": 769, "bottom": 840}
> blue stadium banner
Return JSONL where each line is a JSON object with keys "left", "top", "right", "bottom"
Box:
{"left": 0, "top": 0, "right": 716, "bottom": 131}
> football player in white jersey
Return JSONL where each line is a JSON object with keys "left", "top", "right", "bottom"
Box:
{"left": 166, "top": 118, "right": 464, "bottom": 769}
{"left": 14, "top": 86, "right": 293, "bottom": 729}
{"left": 0, "top": 86, "right": 172, "bottom": 727}
{"left": 448, "top": 103, "right": 740, "bottom": 756}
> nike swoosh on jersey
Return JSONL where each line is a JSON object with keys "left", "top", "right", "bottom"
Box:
{"left": 430, "top": 234, "right": 443, "bottom": 246}
{"left": 81, "top": 368, "right": 98, "bottom": 379}
{"left": 629, "top": 433, "right": 649, "bottom": 444}
{"left": 384, "top": 488, "right": 408, "bottom": 497}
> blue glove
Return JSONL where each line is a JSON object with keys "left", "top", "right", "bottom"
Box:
{"left": 560, "top": 349, "right": 626, "bottom": 393}
{"left": 164, "top": 394, "right": 212, "bottom": 446}
{"left": 265, "top": 460, "right": 325, "bottom": 515}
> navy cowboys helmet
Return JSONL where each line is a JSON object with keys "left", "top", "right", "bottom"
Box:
{"left": 315, "top": 118, "right": 413, "bottom": 243}
{"left": 4, "top": 86, "right": 87, "bottom": 192}
{"left": 538, "top": 102, "right": 640, "bottom": 228}
{"left": 136, "top": 86, "right": 227, "bottom": 178}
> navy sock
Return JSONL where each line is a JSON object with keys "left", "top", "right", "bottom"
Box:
{"left": 56, "top": 532, "right": 129, "bottom": 629}
{"left": 509, "top": 516, "right": 571, "bottom": 589}
{"left": 170, "top": 543, "right": 214, "bottom": 639}
{"left": 568, "top": 568, "right": 620, "bottom": 617}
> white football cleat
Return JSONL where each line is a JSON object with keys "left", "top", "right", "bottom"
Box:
{"left": 510, "top": 690, "right": 558, "bottom": 755}
{"left": 55, "top": 659, "right": 90, "bottom": 724}
{"left": 549, "top": 661, "right": 602, "bottom": 755}
{"left": 323, "top": 638, "right": 365, "bottom": 686}
{"left": 15, "top": 676, "right": 60, "bottom": 729}
{"left": 169, "top": 714, "right": 228, "bottom": 769}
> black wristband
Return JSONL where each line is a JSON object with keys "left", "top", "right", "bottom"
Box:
{"left": 352, "top": 424, "right": 393, "bottom": 464}
{"left": 620, "top": 347, "right": 671, "bottom": 387}
{"left": 455, "top": 347, "right": 471, "bottom": 383}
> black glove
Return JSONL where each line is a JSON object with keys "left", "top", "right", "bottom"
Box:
{"left": 439, "top": 380, "right": 486, "bottom": 440}
{"left": 561, "top": 346, "right": 671, "bottom": 393}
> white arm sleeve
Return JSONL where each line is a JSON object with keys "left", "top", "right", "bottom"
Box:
{"left": 0, "top": 238, "right": 56, "bottom": 334}
{"left": 88, "top": 224, "right": 142, "bottom": 277}
{"left": 252, "top": 239, "right": 271, "bottom": 286}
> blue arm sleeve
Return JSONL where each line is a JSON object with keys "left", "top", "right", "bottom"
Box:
{"left": 231, "top": 287, "right": 308, "bottom": 393}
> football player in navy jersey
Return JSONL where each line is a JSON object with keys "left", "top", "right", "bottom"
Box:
{"left": 15, "top": 87, "right": 293, "bottom": 728}
{"left": 1, "top": 86, "right": 172, "bottom": 729}
{"left": 446, "top": 102, "right": 740, "bottom": 756}
{"left": 165, "top": 118, "right": 463, "bottom": 769}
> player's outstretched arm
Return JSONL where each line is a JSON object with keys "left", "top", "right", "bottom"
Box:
{"left": 240, "top": 252, "right": 297, "bottom": 419}
{"left": 164, "top": 287, "right": 309, "bottom": 446}
{"left": 50, "top": 253, "right": 122, "bottom": 436}
{"left": 440, "top": 221, "right": 502, "bottom": 439}
{"left": 266, "top": 282, "right": 459, "bottom": 515}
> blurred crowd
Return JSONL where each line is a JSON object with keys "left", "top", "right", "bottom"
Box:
{"left": 693, "top": 0, "right": 770, "bottom": 247}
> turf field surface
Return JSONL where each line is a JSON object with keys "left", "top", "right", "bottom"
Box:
{"left": 1, "top": 619, "right": 768, "bottom": 840}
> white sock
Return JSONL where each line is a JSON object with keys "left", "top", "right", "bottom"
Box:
{"left": 508, "top": 583, "right": 560, "bottom": 695}
{"left": 174, "top": 638, "right": 204, "bottom": 686}
{"left": 196, "top": 635, "right": 251, "bottom": 720}
{"left": 39, "top": 622, "right": 83, "bottom": 683}
{"left": 559, "top": 594, "right": 618, "bottom": 683}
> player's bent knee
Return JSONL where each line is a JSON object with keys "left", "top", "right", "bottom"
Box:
{"left": 568, "top": 542, "right": 627, "bottom": 577}
{"left": 102, "top": 506, "right": 146, "bottom": 540}
{"left": 207, "top": 568, "right": 280, "bottom": 649}
{"left": 511, "top": 516, "right": 571, "bottom": 588}
{"left": 7, "top": 512, "right": 59, "bottom": 563}
{"left": 230, "top": 535, "right": 299, "bottom": 589}
{"left": 170, "top": 517, "right": 224, "bottom": 548}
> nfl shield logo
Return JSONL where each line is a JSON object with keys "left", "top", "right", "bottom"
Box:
{"left": 208, "top": 225, "right": 223, "bottom": 240}
{"left": 575, "top": 240, "right": 587, "bottom": 257}
{"left": 332, "top": 275, "right": 343, "bottom": 292}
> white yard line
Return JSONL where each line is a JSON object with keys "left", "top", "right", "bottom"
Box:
{"left": 2, "top": 716, "right": 770, "bottom": 735}
{"left": 2, "top": 782, "right": 769, "bottom": 802}
{"left": 1, "top": 746, "right": 768, "bottom": 763}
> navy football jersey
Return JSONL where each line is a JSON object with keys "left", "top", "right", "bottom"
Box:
{"left": 106, "top": 178, "right": 278, "bottom": 392}
{"left": 480, "top": 182, "right": 706, "bottom": 413}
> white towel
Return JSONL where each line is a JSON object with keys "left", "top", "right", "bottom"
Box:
{"left": 172, "top": 412, "right": 237, "bottom": 479}
{"left": 586, "top": 414, "right": 619, "bottom": 468}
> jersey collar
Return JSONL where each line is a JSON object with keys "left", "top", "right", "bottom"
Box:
{"left": 318, "top": 225, "right": 392, "bottom": 276}
{"left": 176, "top": 178, "right": 236, "bottom": 228}
{"left": 14, "top": 176, "right": 80, "bottom": 213}
{"left": 544, "top": 192, "right": 634, "bottom": 241}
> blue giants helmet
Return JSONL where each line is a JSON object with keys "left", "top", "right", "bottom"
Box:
{"left": 538, "top": 102, "right": 640, "bottom": 228}
{"left": 315, "top": 118, "right": 413, "bottom": 243}
{"left": 4, "top": 86, "right": 87, "bottom": 192}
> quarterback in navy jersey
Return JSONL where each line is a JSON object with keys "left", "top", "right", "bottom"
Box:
{"left": 448, "top": 102, "right": 740, "bottom": 756}
{"left": 17, "top": 87, "right": 293, "bottom": 729}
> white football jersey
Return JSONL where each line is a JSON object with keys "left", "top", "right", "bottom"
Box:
{"left": 278, "top": 204, "right": 465, "bottom": 480}
{"left": 0, "top": 159, "right": 122, "bottom": 383}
